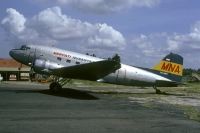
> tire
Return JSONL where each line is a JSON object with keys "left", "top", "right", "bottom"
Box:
{"left": 49, "top": 82, "right": 62, "bottom": 93}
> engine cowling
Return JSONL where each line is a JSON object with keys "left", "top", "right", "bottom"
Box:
{"left": 33, "top": 59, "right": 63, "bottom": 74}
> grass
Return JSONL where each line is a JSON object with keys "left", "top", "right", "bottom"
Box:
{"left": 45, "top": 80, "right": 200, "bottom": 122}
{"left": 179, "top": 105, "right": 200, "bottom": 122}
{"left": 65, "top": 79, "right": 116, "bottom": 87}
{"left": 184, "top": 83, "right": 200, "bottom": 93}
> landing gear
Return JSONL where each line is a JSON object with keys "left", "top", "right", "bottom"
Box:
{"left": 49, "top": 78, "right": 72, "bottom": 93}
{"left": 153, "top": 85, "right": 163, "bottom": 94}
{"left": 49, "top": 82, "right": 62, "bottom": 93}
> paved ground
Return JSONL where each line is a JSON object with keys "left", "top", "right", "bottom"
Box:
{"left": 0, "top": 82, "right": 200, "bottom": 133}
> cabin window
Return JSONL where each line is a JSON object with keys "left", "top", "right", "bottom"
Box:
{"left": 66, "top": 59, "right": 71, "bottom": 63}
{"left": 57, "top": 57, "right": 62, "bottom": 61}
{"left": 76, "top": 61, "right": 80, "bottom": 64}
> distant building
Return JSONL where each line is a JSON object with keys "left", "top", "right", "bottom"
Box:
{"left": 0, "top": 59, "right": 30, "bottom": 81}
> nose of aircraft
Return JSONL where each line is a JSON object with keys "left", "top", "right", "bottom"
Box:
{"left": 9, "top": 49, "right": 16, "bottom": 58}
{"left": 9, "top": 49, "right": 23, "bottom": 61}
{"left": 9, "top": 49, "right": 29, "bottom": 65}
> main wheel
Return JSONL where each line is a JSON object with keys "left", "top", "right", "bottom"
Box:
{"left": 49, "top": 82, "right": 62, "bottom": 93}
{"left": 155, "top": 89, "right": 162, "bottom": 94}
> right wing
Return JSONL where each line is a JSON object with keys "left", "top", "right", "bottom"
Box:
{"left": 51, "top": 55, "right": 121, "bottom": 81}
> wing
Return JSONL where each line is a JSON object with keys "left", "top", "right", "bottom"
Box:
{"left": 51, "top": 57, "right": 121, "bottom": 81}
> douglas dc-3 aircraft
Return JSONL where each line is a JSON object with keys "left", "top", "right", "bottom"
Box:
{"left": 9, "top": 45, "right": 183, "bottom": 94}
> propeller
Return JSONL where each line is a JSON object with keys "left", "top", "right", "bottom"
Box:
{"left": 29, "top": 48, "right": 36, "bottom": 82}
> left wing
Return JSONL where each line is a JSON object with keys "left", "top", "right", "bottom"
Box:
{"left": 51, "top": 55, "right": 121, "bottom": 81}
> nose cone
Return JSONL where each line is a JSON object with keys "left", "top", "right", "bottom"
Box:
{"left": 9, "top": 49, "right": 19, "bottom": 60}
{"left": 9, "top": 49, "right": 29, "bottom": 65}
{"left": 9, "top": 49, "right": 15, "bottom": 58}
{"left": 9, "top": 49, "right": 23, "bottom": 62}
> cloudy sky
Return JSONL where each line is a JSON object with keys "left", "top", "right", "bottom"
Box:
{"left": 0, "top": 0, "right": 200, "bottom": 69}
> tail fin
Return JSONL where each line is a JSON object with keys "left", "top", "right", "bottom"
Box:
{"left": 153, "top": 53, "right": 183, "bottom": 82}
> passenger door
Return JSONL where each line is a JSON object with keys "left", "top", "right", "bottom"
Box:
{"left": 116, "top": 68, "right": 126, "bottom": 83}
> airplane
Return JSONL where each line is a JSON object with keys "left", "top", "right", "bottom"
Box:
{"left": 9, "top": 44, "right": 183, "bottom": 94}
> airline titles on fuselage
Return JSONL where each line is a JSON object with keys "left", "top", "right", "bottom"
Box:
{"left": 53, "top": 51, "right": 91, "bottom": 63}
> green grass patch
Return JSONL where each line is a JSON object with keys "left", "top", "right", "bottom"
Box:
{"left": 178, "top": 105, "right": 200, "bottom": 122}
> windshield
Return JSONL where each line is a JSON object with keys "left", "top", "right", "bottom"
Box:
{"left": 20, "top": 45, "right": 30, "bottom": 50}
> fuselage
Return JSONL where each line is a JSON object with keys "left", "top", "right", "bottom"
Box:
{"left": 9, "top": 45, "right": 172, "bottom": 87}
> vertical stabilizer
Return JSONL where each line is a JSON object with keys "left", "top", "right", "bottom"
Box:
{"left": 153, "top": 53, "right": 183, "bottom": 82}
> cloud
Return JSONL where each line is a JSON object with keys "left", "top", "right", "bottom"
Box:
{"left": 128, "top": 22, "right": 200, "bottom": 68}
{"left": 87, "top": 23, "right": 126, "bottom": 50}
{"left": 29, "top": 7, "right": 95, "bottom": 40}
{"left": 1, "top": 7, "right": 126, "bottom": 51}
{"left": 131, "top": 21, "right": 200, "bottom": 57}
{"left": 33, "top": 0, "right": 160, "bottom": 13}
{"left": 131, "top": 33, "right": 168, "bottom": 56}
{"left": 167, "top": 21, "right": 200, "bottom": 53}
{"left": 1, "top": 8, "right": 26, "bottom": 34}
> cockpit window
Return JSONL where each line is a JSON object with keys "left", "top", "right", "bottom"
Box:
{"left": 20, "top": 45, "right": 26, "bottom": 50}
{"left": 20, "top": 45, "right": 30, "bottom": 50}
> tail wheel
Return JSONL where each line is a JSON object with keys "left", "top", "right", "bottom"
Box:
{"left": 49, "top": 82, "right": 62, "bottom": 93}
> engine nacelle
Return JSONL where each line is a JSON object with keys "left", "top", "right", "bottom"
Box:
{"left": 33, "top": 59, "right": 63, "bottom": 74}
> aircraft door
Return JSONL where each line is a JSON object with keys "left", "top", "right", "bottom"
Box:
{"left": 116, "top": 68, "right": 126, "bottom": 83}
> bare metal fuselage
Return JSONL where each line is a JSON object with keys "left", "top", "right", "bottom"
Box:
{"left": 10, "top": 45, "right": 173, "bottom": 87}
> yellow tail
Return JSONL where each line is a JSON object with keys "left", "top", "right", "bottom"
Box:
{"left": 152, "top": 53, "right": 183, "bottom": 82}
{"left": 153, "top": 60, "right": 183, "bottom": 76}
